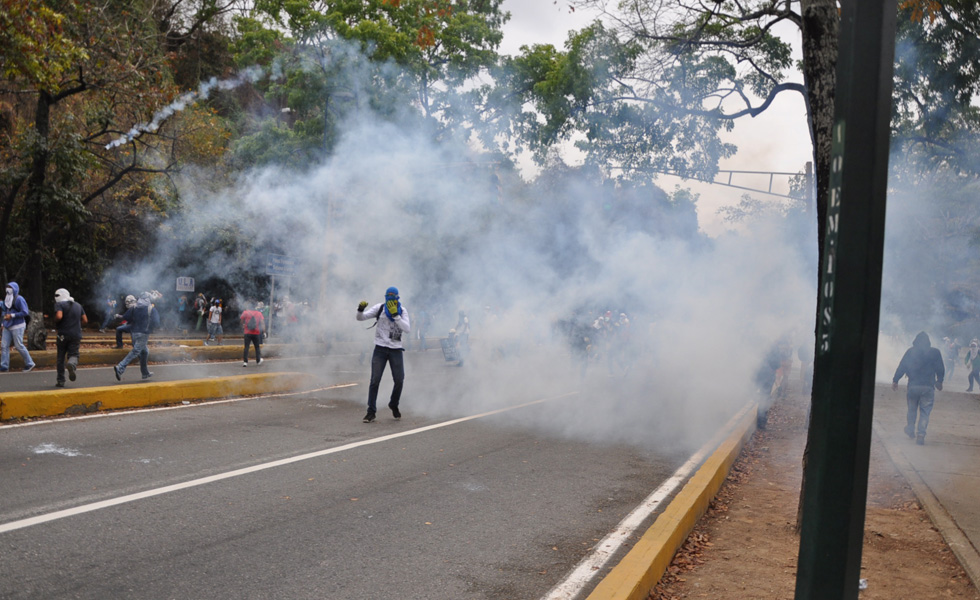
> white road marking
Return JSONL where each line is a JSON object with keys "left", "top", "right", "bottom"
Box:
{"left": 0, "top": 392, "right": 575, "bottom": 534}
{"left": 0, "top": 384, "right": 358, "bottom": 429}
{"left": 540, "top": 404, "right": 753, "bottom": 600}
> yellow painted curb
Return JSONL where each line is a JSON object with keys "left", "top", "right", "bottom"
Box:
{"left": 0, "top": 372, "right": 315, "bottom": 420}
{"left": 586, "top": 404, "right": 758, "bottom": 600}
{"left": 3, "top": 344, "right": 327, "bottom": 368}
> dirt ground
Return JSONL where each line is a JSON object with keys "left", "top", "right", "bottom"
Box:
{"left": 650, "top": 387, "right": 980, "bottom": 600}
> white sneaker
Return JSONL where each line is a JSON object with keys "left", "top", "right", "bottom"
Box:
{"left": 242, "top": 362, "right": 247, "bottom": 367}
{"left": 257, "top": 358, "right": 263, "bottom": 365}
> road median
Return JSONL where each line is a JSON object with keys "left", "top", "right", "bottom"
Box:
{"left": 0, "top": 372, "right": 315, "bottom": 421}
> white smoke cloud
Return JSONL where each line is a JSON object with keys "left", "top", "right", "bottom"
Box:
{"left": 98, "top": 40, "right": 818, "bottom": 455}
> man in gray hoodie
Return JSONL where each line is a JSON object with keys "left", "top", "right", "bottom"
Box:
{"left": 892, "top": 331, "right": 945, "bottom": 445}
{"left": 1, "top": 281, "right": 36, "bottom": 372}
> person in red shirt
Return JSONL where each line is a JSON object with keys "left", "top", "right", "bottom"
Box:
{"left": 240, "top": 301, "right": 266, "bottom": 367}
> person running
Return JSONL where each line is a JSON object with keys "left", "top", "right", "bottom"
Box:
{"left": 54, "top": 288, "right": 87, "bottom": 387}
{"left": 355, "top": 287, "right": 411, "bottom": 423}
{"left": 113, "top": 292, "right": 160, "bottom": 381}
{"left": 1, "top": 281, "right": 36, "bottom": 372}
{"left": 240, "top": 301, "right": 265, "bottom": 367}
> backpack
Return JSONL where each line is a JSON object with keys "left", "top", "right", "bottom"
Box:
{"left": 246, "top": 313, "right": 258, "bottom": 331}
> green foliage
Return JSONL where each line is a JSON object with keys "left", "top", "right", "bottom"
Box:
{"left": 0, "top": 0, "right": 88, "bottom": 89}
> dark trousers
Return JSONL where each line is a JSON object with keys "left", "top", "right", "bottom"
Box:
{"left": 970, "top": 368, "right": 980, "bottom": 391}
{"left": 367, "top": 345, "right": 405, "bottom": 414}
{"left": 56, "top": 334, "right": 80, "bottom": 383}
{"left": 243, "top": 333, "right": 262, "bottom": 363}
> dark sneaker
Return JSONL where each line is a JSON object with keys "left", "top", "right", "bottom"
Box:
{"left": 67, "top": 363, "right": 76, "bottom": 381}
{"left": 904, "top": 425, "right": 915, "bottom": 439}
{"left": 363, "top": 412, "right": 376, "bottom": 423}
{"left": 113, "top": 366, "right": 121, "bottom": 381}
{"left": 389, "top": 403, "right": 401, "bottom": 420}
{"left": 115, "top": 345, "right": 123, "bottom": 349}
{"left": 916, "top": 435, "right": 925, "bottom": 445}
{"left": 142, "top": 372, "right": 154, "bottom": 380}
{"left": 23, "top": 364, "right": 35, "bottom": 372}
{"left": 55, "top": 381, "right": 65, "bottom": 388}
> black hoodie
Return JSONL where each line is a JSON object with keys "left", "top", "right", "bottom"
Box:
{"left": 893, "top": 332, "right": 945, "bottom": 387}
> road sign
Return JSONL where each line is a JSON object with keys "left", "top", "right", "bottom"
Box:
{"left": 176, "top": 277, "right": 195, "bottom": 292}
{"left": 266, "top": 254, "right": 297, "bottom": 277}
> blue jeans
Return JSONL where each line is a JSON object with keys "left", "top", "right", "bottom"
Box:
{"left": 1, "top": 325, "right": 34, "bottom": 371}
{"left": 117, "top": 332, "right": 150, "bottom": 377}
{"left": 116, "top": 323, "right": 132, "bottom": 347}
{"left": 906, "top": 385, "right": 935, "bottom": 438}
{"left": 367, "top": 346, "right": 405, "bottom": 414}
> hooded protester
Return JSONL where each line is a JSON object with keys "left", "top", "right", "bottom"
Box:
{"left": 1, "top": 281, "right": 36, "bottom": 372}
{"left": 355, "top": 286, "right": 411, "bottom": 423}
{"left": 54, "top": 288, "right": 87, "bottom": 387}
{"left": 965, "top": 340, "right": 980, "bottom": 392}
{"left": 113, "top": 291, "right": 160, "bottom": 381}
{"left": 893, "top": 331, "right": 945, "bottom": 445}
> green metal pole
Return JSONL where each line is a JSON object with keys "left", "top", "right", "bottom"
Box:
{"left": 795, "top": 1, "right": 897, "bottom": 599}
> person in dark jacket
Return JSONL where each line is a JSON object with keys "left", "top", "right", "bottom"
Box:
{"left": 113, "top": 292, "right": 160, "bottom": 381}
{"left": 892, "top": 331, "right": 945, "bottom": 445}
{"left": 54, "top": 288, "right": 87, "bottom": 387}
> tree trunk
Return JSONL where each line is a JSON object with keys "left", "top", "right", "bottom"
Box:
{"left": 23, "top": 90, "right": 53, "bottom": 310}
{"left": 27, "top": 309, "right": 46, "bottom": 351}
{"left": 796, "top": 0, "right": 840, "bottom": 533}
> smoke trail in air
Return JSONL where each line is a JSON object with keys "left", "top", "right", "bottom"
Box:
{"left": 105, "top": 66, "right": 265, "bottom": 149}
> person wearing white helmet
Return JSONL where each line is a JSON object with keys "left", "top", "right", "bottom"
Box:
{"left": 54, "top": 288, "right": 87, "bottom": 387}
{"left": 113, "top": 292, "right": 160, "bottom": 381}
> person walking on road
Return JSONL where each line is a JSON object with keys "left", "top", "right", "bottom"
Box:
{"left": 113, "top": 292, "right": 160, "bottom": 381}
{"left": 965, "top": 340, "right": 980, "bottom": 392}
{"left": 356, "top": 286, "right": 411, "bottom": 423}
{"left": 240, "top": 301, "right": 265, "bottom": 367}
{"left": 100, "top": 296, "right": 117, "bottom": 333}
{"left": 892, "top": 331, "right": 945, "bottom": 445}
{"left": 1, "top": 281, "right": 36, "bottom": 372}
{"left": 205, "top": 299, "right": 223, "bottom": 345}
{"left": 194, "top": 293, "right": 208, "bottom": 331}
{"left": 54, "top": 288, "right": 87, "bottom": 387}
{"left": 115, "top": 294, "right": 137, "bottom": 348}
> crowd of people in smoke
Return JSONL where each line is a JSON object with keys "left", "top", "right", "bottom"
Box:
{"left": 551, "top": 308, "right": 634, "bottom": 379}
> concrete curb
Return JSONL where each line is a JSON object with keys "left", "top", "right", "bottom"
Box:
{"left": 585, "top": 404, "right": 758, "bottom": 600}
{"left": 871, "top": 418, "right": 980, "bottom": 590}
{"left": 0, "top": 372, "right": 315, "bottom": 420}
{"left": 3, "top": 343, "right": 331, "bottom": 369}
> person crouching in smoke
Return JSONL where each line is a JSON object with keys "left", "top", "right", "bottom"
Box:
{"left": 356, "top": 287, "right": 411, "bottom": 423}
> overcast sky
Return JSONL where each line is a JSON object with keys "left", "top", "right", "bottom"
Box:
{"left": 498, "top": 1, "right": 813, "bottom": 236}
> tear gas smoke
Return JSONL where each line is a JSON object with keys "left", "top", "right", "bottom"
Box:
{"left": 98, "top": 42, "right": 818, "bottom": 455}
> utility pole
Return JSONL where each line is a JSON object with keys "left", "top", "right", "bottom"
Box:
{"left": 794, "top": 1, "right": 898, "bottom": 599}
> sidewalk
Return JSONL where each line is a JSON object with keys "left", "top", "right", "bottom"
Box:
{"left": 650, "top": 382, "right": 980, "bottom": 599}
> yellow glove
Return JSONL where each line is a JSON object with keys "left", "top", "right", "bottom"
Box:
{"left": 386, "top": 299, "right": 399, "bottom": 316}
{"left": 357, "top": 301, "right": 368, "bottom": 312}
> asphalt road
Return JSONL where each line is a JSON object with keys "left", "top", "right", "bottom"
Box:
{"left": 0, "top": 350, "right": 704, "bottom": 600}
